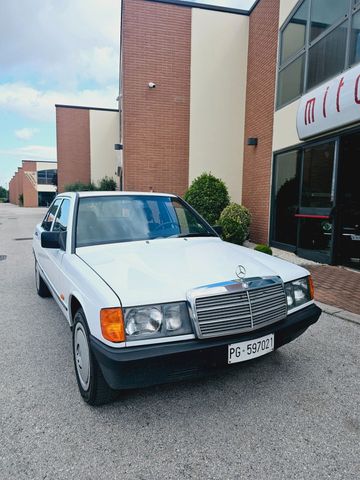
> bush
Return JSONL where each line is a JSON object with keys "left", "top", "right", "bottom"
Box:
{"left": 64, "top": 181, "right": 97, "bottom": 192}
{"left": 218, "top": 203, "right": 251, "bottom": 245}
{"left": 254, "top": 244, "right": 273, "bottom": 255}
{"left": 184, "top": 173, "right": 230, "bottom": 225}
{"left": 99, "top": 176, "right": 117, "bottom": 191}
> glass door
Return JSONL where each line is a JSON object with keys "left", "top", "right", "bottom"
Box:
{"left": 296, "top": 140, "right": 337, "bottom": 263}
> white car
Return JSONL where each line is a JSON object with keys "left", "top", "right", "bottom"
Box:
{"left": 33, "top": 192, "right": 321, "bottom": 405}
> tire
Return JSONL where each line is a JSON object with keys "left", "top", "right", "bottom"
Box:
{"left": 35, "top": 260, "right": 51, "bottom": 298}
{"left": 72, "top": 308, "right": 116, "bottom": 406}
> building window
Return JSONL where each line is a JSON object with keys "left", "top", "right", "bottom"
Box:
{"left": 350, "top": 10, "right": 360, "bottom": 66}
{"left": 277, "top": 0, "right": 357, "bottom": 109}
{"left": 310, "top": 0, "right": 348, "bottom": 42}
{"left": 272, "top": 150, "right": 300, "bottom": 246}
{"left": 277, "top": 54, "right": 305, "bottom": 107}
{"left": 280, "top": 0, "right": 308, "bottom": 63}
{"left": 301, "top": 142, "right": 335, "bottom": 209}
{"left": 307, "top": 21, "right": 348, "bottom": 90}
{"left": 37, "top": 169, "right": 57, "bottom": 185}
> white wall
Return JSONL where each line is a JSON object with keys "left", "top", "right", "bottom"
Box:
{"left": 273, "top": 99, "right": 301, "bottom": 151}
{"left": 188, "top": 9, "right": 249, "bottom": 203}
{"left": 89, "top": 110, "right": 119, "bottom": 186}
{"left": 279, "top": 0, "right": 299, "bottom": 27}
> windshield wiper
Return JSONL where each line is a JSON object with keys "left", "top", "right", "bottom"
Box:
{"left": 175, "top": 232, "right": 217, "bottom": 238}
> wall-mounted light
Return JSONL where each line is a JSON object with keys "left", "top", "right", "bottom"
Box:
{"left": 148, "top": 82, "right": 156, "bottom": 89}
{"left": 247, "top": 137, "right": 258, "bottom": 146}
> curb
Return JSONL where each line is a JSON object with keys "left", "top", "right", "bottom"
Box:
{"left": 316, "top": 301, "right": 360, "bottom": 326}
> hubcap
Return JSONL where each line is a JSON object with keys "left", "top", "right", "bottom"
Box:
{"left": 74, "top": 323, "right": 91, "bottom": 390}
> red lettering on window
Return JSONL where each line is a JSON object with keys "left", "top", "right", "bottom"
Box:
{"left": 336, "top": 77, "right": 344, "bottom": 112}
{"left": 322, "top": 87, "right": 329, "bottom": 118}
{"left": 304, "top": 98, "right": 316, "bottom": 125}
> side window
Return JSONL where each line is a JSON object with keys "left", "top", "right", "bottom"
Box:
{"left": 53, "top": 199, "right": 70, "bottom": 232}
{"left": 41, "top": 199, "right": 62, "bottom": 231}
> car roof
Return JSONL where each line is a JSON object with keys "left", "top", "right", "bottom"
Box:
{"left": 59, "top": 191, "right": 178, "bottom": 198}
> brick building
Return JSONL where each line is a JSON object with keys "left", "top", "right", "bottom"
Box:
{"left": 56, "top": 105, "right": 120, "bottom": 193}
{"left": 9, "top": 161, "right": 57, "bottom": 207}
{"left": 55, "top": 0, "right": 360, "bottom": 269}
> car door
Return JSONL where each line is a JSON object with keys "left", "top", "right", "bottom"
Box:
{"left": 45, "top": 198, "right": 71, "bottom": 311}
{"left": 34, "top": 198, "right": 62, "bottom": 278}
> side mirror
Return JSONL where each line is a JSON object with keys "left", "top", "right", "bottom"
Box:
{"left": 212, "top": 225, "right": 223, "bottom": 236}
{"left": 41, "top": 231, "right": 67, "bottom": 250}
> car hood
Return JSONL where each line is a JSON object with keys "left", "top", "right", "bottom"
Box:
{"left": 77, "top": 238, "right": 309, "bottom": 307}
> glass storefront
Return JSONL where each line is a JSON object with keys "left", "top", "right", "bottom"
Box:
{"left": 271, "top": 132, "right": 360, "bottom": 268}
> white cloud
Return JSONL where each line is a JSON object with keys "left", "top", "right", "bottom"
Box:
{"left": 0, "top": 145, "right": 56, "bottom": 161}
{"left": 0, "top": 0, "right": 120, "bottom": 89}
{"left": 14, "top": 128, "right": 39, "bottom": 140}
{"left": 0, "top": 82, "right": 117, "bottom": 122}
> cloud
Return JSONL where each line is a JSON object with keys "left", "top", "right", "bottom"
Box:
{"left": 14, "top": 128, "right": 39, "bottom": 140}
{"left": 0, "top": 0, "right": 120, "bottom": 89}
{"left": 0, "top": 145, "right": 56, "bottom": 161}
{"left": 0, "top": 82, "right": 117, "bottom": 122}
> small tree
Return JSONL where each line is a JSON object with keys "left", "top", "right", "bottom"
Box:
{"left": 99, "top": 176, "right": 117, "bottom": 191}
{"left": 64, "top": 181, "right": 97, "bottom": 192}
{"left": 184, "top": 173, "right": 230, "bottom": 225}
{"left": 218, "top": 203, "right": 251, "bottom": 245}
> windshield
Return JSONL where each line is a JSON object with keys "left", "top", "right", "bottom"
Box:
{"left": 76, "top": 195, "right": 216, "bottom": 247}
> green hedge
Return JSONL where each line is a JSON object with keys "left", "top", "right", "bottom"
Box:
{"left": 184, "top": 173, "right": 230, "bottom": 225}
{"left": 64, "top": 176, "right": 117, "bottom": 192}
{"left": 218, "top": 203, "right": 251, "bottom": 245}
{"left": 254, "top": 244, "right": 273, "bottom": 255}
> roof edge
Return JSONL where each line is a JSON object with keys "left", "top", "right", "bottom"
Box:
{"left": 143, "top": 0, "right": 250, "bottom": 15}
{"left": 55, "top": 104, "right": 118, "bottom": 113}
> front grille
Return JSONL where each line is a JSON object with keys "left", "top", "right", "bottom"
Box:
{"left": 193, "top": 282, "right": 287, "bottom": 338}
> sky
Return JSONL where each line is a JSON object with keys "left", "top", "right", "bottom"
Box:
{"left": 0, "top": 0, "right": 255, "bottom": 189}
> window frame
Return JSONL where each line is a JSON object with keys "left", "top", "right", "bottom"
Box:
{"left": 52, "top": 198, "right": 71, "bottom": 233}
{"left": 277, "top": 0, "right": 358, "bottom": 110}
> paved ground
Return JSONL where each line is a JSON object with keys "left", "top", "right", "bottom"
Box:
{"left": 246, "top": 241, "right": 360, "bottom": 316}
{"left": 1, "top": 203, "right": 360, "bottom": 480}
{"left": 307, "top": 265, "right": 360, "bottom": 315}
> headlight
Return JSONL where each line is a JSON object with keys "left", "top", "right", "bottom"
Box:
{"left": 285, "top": 276, "right": 314, "bottom": 312}
{"left": 124, "top": 302, "right": 192, "bottom": 340}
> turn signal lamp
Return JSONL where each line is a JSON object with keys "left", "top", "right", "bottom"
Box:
{"left": 309, "top": 276, "right": 315, "bottom": 300}
{"left": 100, "top": 308, "right": 125, "bottom": 343}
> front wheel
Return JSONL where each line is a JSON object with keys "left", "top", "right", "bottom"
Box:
{"left": 72, "top": 308, "right": 116, "bottom": 406}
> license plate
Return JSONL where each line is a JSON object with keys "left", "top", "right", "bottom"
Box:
{"left": 228, "top": 334, "right": 274, "bottom": 364}
{"left": 351, "top": 234, "right": 360, "bottom": 241}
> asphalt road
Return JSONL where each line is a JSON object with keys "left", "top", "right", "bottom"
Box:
{"left": 0, "top": 203, "right": 359, "bottom": 480}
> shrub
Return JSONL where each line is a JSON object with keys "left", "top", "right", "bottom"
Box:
{"left": 218, "top": 203, "right": 251, "bottom": 245}
{"left": 99, "top": 176, "right": 117, "bottom": 191}
{"left": 64, "top": 181, "right": 97, "bottom": 192}
{"left": 184, "top": 173, "right": 230, "bottom": 224}
{"left": 254, "top": 244, "right": 273, "bottom": 255}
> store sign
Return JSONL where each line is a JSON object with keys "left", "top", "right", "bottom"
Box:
{"left": 297, "top": 64, "right": 360, "bottom": 140}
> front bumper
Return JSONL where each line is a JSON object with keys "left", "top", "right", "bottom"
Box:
{"left": 90, "top": 303, "right": 322, "bottom": 390}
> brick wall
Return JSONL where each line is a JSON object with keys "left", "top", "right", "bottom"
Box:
{"left": 242, "top": 0, "right": 280, "bottom": 244}
{"left": 17, "top": 168, "right": 23, "bottom": 206}
{"left": 22, "top": 161, "right": 38, "bottom": 207}
{"left": 56, "top": 106, "right": 91, "bottom": 192}
{"left": 122, "top": 0, "right": 191, "bottom": 195}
